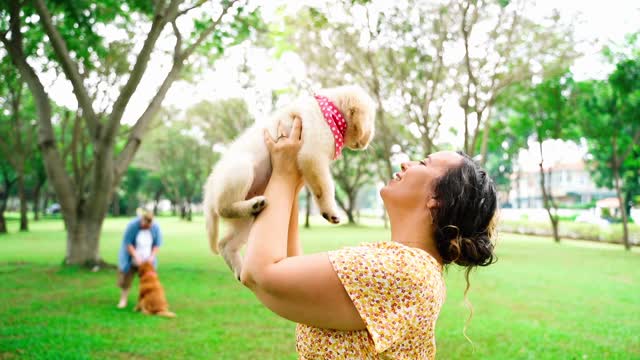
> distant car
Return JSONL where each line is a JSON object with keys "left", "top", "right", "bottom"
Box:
{"left": 46, "top": 203, "right": 61, "bottom": 215}
{"left": 575, "top": 212, "right": 609, "bottom": 226}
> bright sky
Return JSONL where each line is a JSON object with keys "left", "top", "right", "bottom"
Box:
{"left": 47, "top": 0, "right": 639, "bottom": 168}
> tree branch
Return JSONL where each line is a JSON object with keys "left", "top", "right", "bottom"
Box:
{"left": 171, "top": 19, "right": 183, "bottom": 61}
{"left": 177, "top": 0, "right": 207, "bottom": 17}
{"left": 104, "top": 1, "right": 181, "bottom": 144}
{"left": 114, "top": 63, "right": 183, "bottom": 180}
{"left": 114, "top": 1, "right": 238, "bottom": 181}
{"left": 179, "top": 0, "right": 237, "bottom": 61}
{"left": 33, "top": 0, "right": 99, "bottom": 138}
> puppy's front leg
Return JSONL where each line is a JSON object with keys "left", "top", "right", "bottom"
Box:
{"left": 299, "top": 155, "right": 340, "bottom": 224}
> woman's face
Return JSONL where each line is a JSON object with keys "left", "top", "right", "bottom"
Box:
{"left": 380, "top": 151, "right": 463, "bottom": 211}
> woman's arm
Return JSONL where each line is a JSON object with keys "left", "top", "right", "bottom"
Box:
{"left": 240, "top": 118, "right": 365, "bottom": 330}
{"left": 287, "top": 187, "right": 303, "bottom": 257}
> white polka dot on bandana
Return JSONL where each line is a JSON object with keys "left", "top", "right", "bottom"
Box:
{"left": 314, "top": 94, "right": 348, "bottom": 159}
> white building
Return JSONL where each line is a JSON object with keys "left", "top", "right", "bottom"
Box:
{"left": 508, "top": 160, "right": 615, "bottom": 208}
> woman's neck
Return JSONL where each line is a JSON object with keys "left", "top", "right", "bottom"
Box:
{"left": 388, "top": 208, "right": 443, "bottom": 265}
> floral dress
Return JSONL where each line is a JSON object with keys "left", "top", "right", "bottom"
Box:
{"left": 296, "top": 241, "right": 446, "bottom": 359}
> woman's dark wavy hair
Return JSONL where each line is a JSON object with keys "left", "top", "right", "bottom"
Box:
{"left": 430, "top": 151, "right": 498, "bottom": 341}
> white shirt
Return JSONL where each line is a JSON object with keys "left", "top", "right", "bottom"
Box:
{"left": 135, "top": 229, "right": 153, "bottom": 261}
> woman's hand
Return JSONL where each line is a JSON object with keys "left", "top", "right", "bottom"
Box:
{"left": 263, "top": 116, "right": 304, "bottom": 189}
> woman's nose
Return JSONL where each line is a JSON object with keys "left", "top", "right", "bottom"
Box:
{"left": 401, "top": 162, "right": 408, "bottom": 171}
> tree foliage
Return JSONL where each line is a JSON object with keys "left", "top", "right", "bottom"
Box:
{"left": 575, "top": 56, "right": 640, "bottom": 250}
{"left": 0, "top": 0, "right": 263, "bottom": 266}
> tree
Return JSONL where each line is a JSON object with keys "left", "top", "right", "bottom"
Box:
{"left": 0, "top": 160, "right": 16, "bottom": 234}
{"left": 141, "top": 120, "right": 215, "bottom": 221}
{"left": 0, "top": 56, "right": 38, "bottom": 231}
{"left": 138, "top": 100, "right": 242, "bottom": 221}
{"left": 474, "top": 113, "right": 525, "bottom": 205}
{"left": 455, "top": 0, "right": 577, "bottom": 162}
{"left": 332, "top": 150, "right": 377, "bottom": 225}
{"left": 576, "top": 58, "right": 640, "bottom": 250}
{"left": 508, "top": 74, "right": 576, "bottom": 242}
{"left": 29, "top": 151, "right": 47, "bottom": 221}
{"left": 120, "top": 167, "right": 150, "bottom": 216}
{"left": 0, "top": 0, "right": 262, "bottom": 266}
{"left": 187, "top": 98, "right": 254, "bottom": 144}
{"left": 281, "top": 2, "right": 427, "bottom": 227}
{"left": 141, "top": 174, "right": 166, "bottom": 216}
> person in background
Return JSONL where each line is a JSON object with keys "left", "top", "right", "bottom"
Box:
{"left": 117, "top": 209, "right": 163, "bottom": 309}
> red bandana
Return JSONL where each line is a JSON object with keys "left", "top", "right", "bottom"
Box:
{"left": 315, "top": 94, "right": 347, "bottom": 159}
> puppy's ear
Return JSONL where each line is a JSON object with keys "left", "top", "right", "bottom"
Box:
{"left": 349, "top": 106, "right": 357, "bottom": 119}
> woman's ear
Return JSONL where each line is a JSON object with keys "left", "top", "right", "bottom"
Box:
{"left": 427, "top": 197, "right": 438, "bottom": 210}
{"left": 426, "top": 197, "right": 438, "bottom": 224}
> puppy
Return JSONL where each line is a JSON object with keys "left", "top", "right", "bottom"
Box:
{"left": 203, "top": 85, "right": 376, "bottom": 279}
{"left": 134, "top": 262, "right": 176, "bottom": 318}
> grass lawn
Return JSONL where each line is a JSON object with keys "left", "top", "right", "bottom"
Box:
{"left": 1, "top": 214, "right": 638, "bottom": 359}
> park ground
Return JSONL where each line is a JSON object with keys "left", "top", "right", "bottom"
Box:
{"left": 0, "top": 215, "right": 639, "bottom": 359}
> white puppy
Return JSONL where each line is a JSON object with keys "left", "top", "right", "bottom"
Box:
{"left": 203, "top": 85, "right": 376, "bottom": 279}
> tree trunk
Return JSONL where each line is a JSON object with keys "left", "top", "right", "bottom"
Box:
{"left": 43, "top": 191, "right": 50, "bottom": 216}
{"left": 304, "top": 187, "right": 311, "bottom": 229}
{"left": 346, "top": 209, "right": 356, "bottom": 225}
{"left": 33, "top": 181, "right": 42, "bottom": 221}
{"left": 112, "top": 192, "right": 120, "bottom": 216}
{"left": 17, "top": 172, "right": 28, "bottom": 231}
{"left": 346, "top": 194, "right": 356, "bottom": 225}
{"left": 0, "top": 212, "right": 6, "bottom": 233}
{"left": 480, "top": 115, "right": 491, "bottom": 166}
{"left": 153, "top": 190, "right": 162, "bottom": 215}
{"left": 126, "top": 195, "right": 137, "bottom": 216}
{"left": 186, "top": 202, "right": 193, "bottom": 221}
{"left": 0, "top": 183, "right": 9, "bottom": 233}
{"left": 515, "top": 168, "right": 521, "bottom": 208}
{"left": 538, "top": 141, "right": 560, "bottom": 242}
{"left": 613, "top": 166, "right": 631, "bottom": 250}
{"left": 64, "top": 215, "right": 107, "bottom": 267}
{"left": 180, "top": 202, "right": 187, "bottom": 219}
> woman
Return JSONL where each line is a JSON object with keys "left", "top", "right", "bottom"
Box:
{"left": 117, "top": 209, "right": 163, "bottom": 309}
{"left": 241, "top": 117, "right": 497, "bottom": 359}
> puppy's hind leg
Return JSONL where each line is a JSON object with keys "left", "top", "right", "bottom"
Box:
{"left": 218, "top": 218, "right": 253, "bottom": 280}
{"left": 219, "top": 197, "right": 268, "bottom": 218}
{"left": 216, "top": 157, "right": 268, "bottom": 218}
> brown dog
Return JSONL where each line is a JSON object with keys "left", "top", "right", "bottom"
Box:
{"left": 134, "top": 262, "right": 175, "bottom": 318}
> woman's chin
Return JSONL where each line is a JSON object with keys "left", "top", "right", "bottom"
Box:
{"left": 379, "top": 184, "right": 390, "bottom": 198}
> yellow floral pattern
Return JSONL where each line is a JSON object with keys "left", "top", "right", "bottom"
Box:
{"left": 296, "top": 241, "right": 446, "bottom": 359}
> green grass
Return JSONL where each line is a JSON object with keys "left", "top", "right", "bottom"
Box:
{"left": 0, "top": 215, "right": 639, "bottom": 359}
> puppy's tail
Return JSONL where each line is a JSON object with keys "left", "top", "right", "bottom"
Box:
{"left": 205, "top": 206, "right": 220, "bottom": 254}
{"left": 157, "top": 310, "right": 176, "bottom": 318}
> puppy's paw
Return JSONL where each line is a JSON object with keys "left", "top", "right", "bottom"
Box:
{"left": 321, "top": 212, "right": 341, "bottom": 224}
{"left": 250, "top": 196, "right": 268, "bottom": 215}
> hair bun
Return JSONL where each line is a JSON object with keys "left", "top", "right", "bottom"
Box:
{"left": 451, "top": 234, "right": 495, "bottom": 267}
